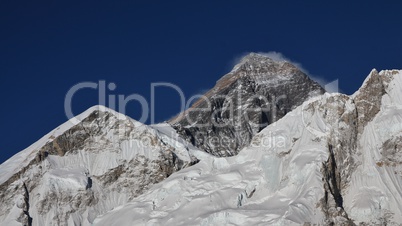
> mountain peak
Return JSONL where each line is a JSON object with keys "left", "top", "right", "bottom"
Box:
{"left": 231, "top": 52, "right": 299, "bottom": 74}
{"left": 170, "top": 53, "right": 324, "bottom": 156}
{"left": 241, "top": 52, "right": 276, "bottom": 61}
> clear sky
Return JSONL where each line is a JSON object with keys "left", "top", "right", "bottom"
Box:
{"left": 1, "top": 0, "right": 402, "bottom": 163}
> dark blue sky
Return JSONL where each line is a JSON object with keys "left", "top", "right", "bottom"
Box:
{"left": 1, "top": 0, "right": 402, "bottom": 163}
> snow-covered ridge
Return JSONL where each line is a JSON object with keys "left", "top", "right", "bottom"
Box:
{"left": 0, "top": 105, "right": 126, "bottom": 185}
{"left": 0, "top": 105, "right": 200, "bottom": 225}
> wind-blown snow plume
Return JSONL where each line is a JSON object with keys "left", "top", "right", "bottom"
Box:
{"left": 232, "top": 51, "right": 340, "bottom": 93}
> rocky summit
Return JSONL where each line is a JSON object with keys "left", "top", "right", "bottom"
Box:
{"left": 170, "top": 53, "right": 324, "bottom": 157}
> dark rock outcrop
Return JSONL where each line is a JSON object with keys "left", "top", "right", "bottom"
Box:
{"left": 170, "top": 53, "right": 324, "bottom": 157}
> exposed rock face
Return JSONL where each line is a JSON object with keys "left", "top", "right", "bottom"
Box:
{"left": 170, "top": 53, "right": 324, "bottom": 157}
{"left": 21, "top": 183, "right": 32, "bottom": 226}
{"left": 0, "top": 107, "right": 199, "bottom": 226}
{"left": 321, "top": 144, "right": 355, "bottom": 225}
{"left": 300, "top": 93, "right": 358, "bottom": 224}
{"left": 354, "top": 69, "right": 388, "bottom": 134}
{"left": 381, "top": 135, "right": 402, "bottom": 165}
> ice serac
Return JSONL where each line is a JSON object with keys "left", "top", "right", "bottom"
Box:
{"left": 0, "top": 106, "right": 200, "bottom": 226}
{"left": 170, "top": 53, "right": 324, "bottom": 157}
{"left": 94, "top": 70, "right": 402, "bottom": 225}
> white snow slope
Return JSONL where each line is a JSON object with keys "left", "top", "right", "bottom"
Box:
{"left": 94, "top": 70, "right": 402, "bottom": 225}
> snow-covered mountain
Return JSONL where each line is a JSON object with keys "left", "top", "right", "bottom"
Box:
{"left": 1, "top": 53, "right": 402, "bottom": 225}
{"left": 170, "top": 53, "right": 324, "bottom": 157}
{"left": 0, "top": 106, "right": 200, "bottom": 226}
